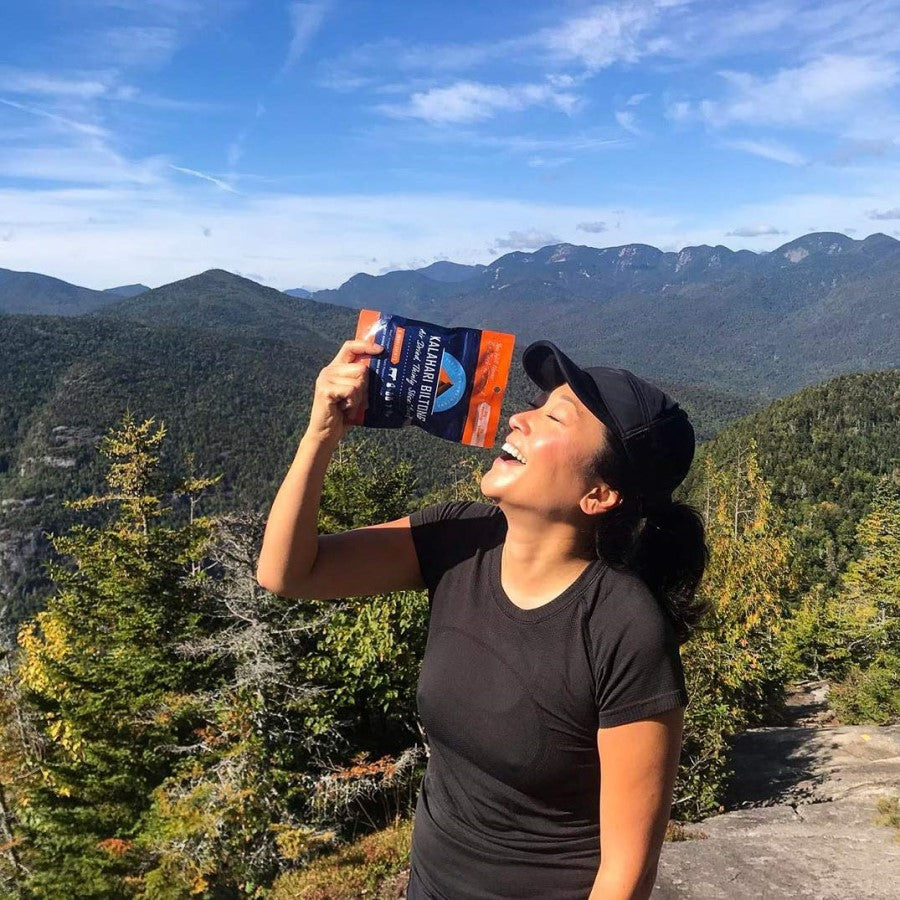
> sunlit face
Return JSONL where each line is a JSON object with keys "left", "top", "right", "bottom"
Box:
{"left": 480, "top": 383, "right": 616, "bottom": 521}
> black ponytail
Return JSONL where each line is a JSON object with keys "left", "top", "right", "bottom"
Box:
{"left": 587, "top": 441, "right": 711, "bottom": 646}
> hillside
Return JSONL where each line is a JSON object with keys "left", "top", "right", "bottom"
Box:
{"left": 93, "top": 268, "right": 357, "bottom": 346}
{"left": 681, "top": 369, "right": 900, "bottom": 596}
{"left": 0, "top": 267, "right": 118, "bottom": 316}
{"left": 1, "top": 263, "right": 895, "bottom": 637}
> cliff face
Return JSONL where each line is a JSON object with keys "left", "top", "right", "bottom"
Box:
{"left": 0, "top": 524, "right": 51, "bottom": 631}
{"left": 0, "top": 424, "right": 102, "bottom": 635}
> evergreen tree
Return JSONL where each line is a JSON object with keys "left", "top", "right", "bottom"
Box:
{"left": 138, "top": 441, "right": 427, "bottom": 896}
{"left": 14, "top": 413, "right": 221, "bottom": 896}
{"left": 824, "top": 472, "right": 900, "bottom": 723}
{"left": 678, "top": 439, "right": 797, "bottom": 818}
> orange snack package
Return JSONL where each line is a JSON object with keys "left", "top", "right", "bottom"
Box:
{"left": 350, "top": 309, "right": 515, "bottom": 447}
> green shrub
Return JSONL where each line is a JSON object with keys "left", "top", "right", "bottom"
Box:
{"left": 875, "top": 796, "right": 900, "bottom": 843}
{"left": 830, "top": 654, "right": 900, "bottom": 725}
{"left": 269, "top": 817, "right": 413, "bottom": 900}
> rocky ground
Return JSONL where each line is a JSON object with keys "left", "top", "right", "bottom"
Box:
{"left": 654, "top": 681, "right": 900, "bottom": 899}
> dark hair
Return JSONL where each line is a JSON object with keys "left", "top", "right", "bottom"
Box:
{"left": 587, "top": 438, "right": 711, "bottom": 646}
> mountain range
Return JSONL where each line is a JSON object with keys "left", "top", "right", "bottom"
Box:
{"left": 3, "top": 231, "right": 897, "bottom": 398}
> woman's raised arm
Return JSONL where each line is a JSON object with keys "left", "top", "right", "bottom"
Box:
{"left": 256, "top": 338, "right": 425, "bottom": 600}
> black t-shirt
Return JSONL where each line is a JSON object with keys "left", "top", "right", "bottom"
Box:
{"left": 407, "top": 500, "right": 688, "bottom": 900}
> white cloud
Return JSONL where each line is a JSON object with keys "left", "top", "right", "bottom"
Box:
{"left": 0, "top": 146, "right": 165, "bottom": 185}
{"left": 726, "top": 139, "right": 807, "bottom": 166}
{"left": 282, "top": 2, "right": 330, "bottom": 74}
{"left": 170, "top": 165, "right": 238, "bottom": 193}
{"left": 379, "top": 81, "right": 579, "bottom": 124}
{"left": 539, "top": 2, "right": 663, "bottom": 70}
{"left": 665, "top": 99, "right": 691, "bottom": 122}
{"left": 493, "top": 229, "right": 562, "bottom": 250}
{"left": 0, "top": 68, "right": 110, "bottom": 99}
{"left": 0, "top": 98, "right": 108, "bottom": 140}
{"left": 726, "top": 225, "right": 787, "bottom": 237}
{"left": 867, "top": 207, "right": 900, "bottom": 219}
{"left": 699, "top": 55, "right": 899, "bottom": 128}
{"left": 474, "top": 133, "right": 621, "bottom": 154}
{"left": 577, "top": 221, "right": 608, "bottom": 233}
{"left": 626, "top": 92, "right": 649, "bottom": 106}
{"left": 0, "top": 185, "right": 682, "bottom": 288}
{"left": 615, "top": 109, "right": 643, "bottom": 135}
{"left": 526, "top": 155, "right": 573, "bottom": 168}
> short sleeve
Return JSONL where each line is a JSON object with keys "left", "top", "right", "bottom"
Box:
{"left": 408, "top": 500, "right": 501, "bottom": 596}
{"left": 588, "top": 572, "right": 688, "bottom": 728}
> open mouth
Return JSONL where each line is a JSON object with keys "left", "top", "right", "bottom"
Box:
{"left": 498, "top": 442, "right": 527, "bottom": 465}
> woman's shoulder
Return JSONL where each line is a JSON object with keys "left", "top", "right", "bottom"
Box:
{"left": 409, "top": 499, "right": 502, "bottom": 527}
{"left": 594, "top": 564, "right": 669, "bottom": 625}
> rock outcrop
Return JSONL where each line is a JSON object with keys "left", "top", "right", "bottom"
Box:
{"left": 655, "top": 684, "right": 900, "bottom": 898}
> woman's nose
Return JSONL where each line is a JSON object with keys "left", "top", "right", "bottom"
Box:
{"left": 508, "top": 409, "right": 528, "bottom": 432}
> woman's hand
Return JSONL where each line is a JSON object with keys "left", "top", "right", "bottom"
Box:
{"left": 305, "top": 338, "right": 383, "bottom": 448}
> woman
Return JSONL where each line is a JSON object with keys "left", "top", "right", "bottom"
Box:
{"left": 257, "top": 336, "right": 709, "bottom": 900}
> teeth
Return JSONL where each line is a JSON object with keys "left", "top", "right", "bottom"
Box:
{"left": 501, "top": 442, "right": 527, "bottom": 464}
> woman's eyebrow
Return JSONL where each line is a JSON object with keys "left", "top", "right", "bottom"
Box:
{"left": 555, "top": 394, "right": 579, "bottom": 411}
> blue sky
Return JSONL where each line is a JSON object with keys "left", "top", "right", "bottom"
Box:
{"left": 1, "top": 0, "right": 899, "bottom": 290}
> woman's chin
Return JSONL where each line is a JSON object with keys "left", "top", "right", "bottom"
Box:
{"left": 480, "top": 459, "right": 522, "bottom": 499}
{"left": 479, "top": 472, "right": 500, "bottom": 500}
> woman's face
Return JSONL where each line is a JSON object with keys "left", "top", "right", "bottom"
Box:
{"left": 480, "top": 383, "right": 614, "bottom": 519}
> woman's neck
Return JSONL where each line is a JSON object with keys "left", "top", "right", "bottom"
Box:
{"left": 498, "top": 505, "right": 596, "bottom": 609}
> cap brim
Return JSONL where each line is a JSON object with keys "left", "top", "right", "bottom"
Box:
{"left": 521, "top": 340, "right": 619, "bottom": 437}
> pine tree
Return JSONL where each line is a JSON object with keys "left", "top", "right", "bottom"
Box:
{"left": 826, "top": 472, "right": 900, "bottom": 723}
{"left": 833, "top": 472, "right": 900, "bottom": 665}
{"left": 14, "top": 413, "right": 221, "bottom": 896}
{"left": 678, "top": 439, "right": 797, "bottom": 818}
{"left": 138, "top": 441, "right": 426, "bottom": 896}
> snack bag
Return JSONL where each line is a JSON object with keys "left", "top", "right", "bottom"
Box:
{"left": 350, "top": 309, "right": 515, "bottom": 447}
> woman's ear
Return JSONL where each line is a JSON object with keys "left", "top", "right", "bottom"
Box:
{"left": 579, "top": 482, "right": 621, "bottom": 518}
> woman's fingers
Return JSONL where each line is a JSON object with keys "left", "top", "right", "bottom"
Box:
{"left": 332, "top": 339, "right": 383, "bottom": 365}
{"left": 327, "top": 361, "right": 369, "bottom": 380}
{"left": 305, "top": 340, "right": 379, "bottom": 445}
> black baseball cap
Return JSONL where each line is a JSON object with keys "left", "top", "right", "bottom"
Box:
{"left": 521, "top": 340, "right": 695, "bottom": 503}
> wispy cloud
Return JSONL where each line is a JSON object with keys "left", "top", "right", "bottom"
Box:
{"left": 378, "top": 81, "right": 578, "bottom": 124}
{"left": 526, "top": 155, "right": 573, "bottom": 168}
{"left": 475, "top": 133, "right": 621, "bottom": 154}
{"left": 867, "top": 207, "right": 900, "bottom": 219}
{"left": 170, "top": 164, "right": 238, "bottom": 193}
{"left": 539, "top": 2, "right": 664, "bottom": 70}
{"left": 726, "top": 138, "right": 807, "bottom": 166}
{"left": 282, "top": 2, "right": 330, "bottom": 74}
{"left": 697, "top": 55, "right": 898, "bottom": 128}
{"left": 577, "top": 221, "right": 608, "bottom": 233}
{"left": 614, "top": 109, "right": 643, "bottom": 135}
{"left": 0, "top": 146, "right": 165, "bottom": 185}
{"left": 0, "top": 68, "right": 110, "bottom": 99}
{"left": 493, "top": 228, "right": 561, "bottom": 251}
{"left": 0, "top": 97, "right": 108, "bottom": 139}
{"left": 726, "top": 224, "right": 786, "bottom": 237}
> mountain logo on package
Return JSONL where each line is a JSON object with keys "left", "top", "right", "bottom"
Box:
{"left": 432, "top": 350, "right": 466, "bottom": 413}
